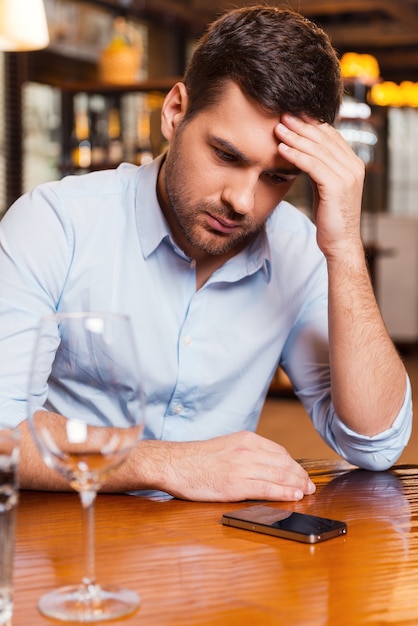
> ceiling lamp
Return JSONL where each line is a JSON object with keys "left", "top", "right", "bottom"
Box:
{"left": 340, "top": 52, "right": 380, "bottom": 84}
{"left": 0, "top": 0, "right": 49, "bottom": 51}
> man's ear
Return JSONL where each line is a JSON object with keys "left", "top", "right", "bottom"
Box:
{"left": 161, "top": 82, "right": 188, "bottom": 141}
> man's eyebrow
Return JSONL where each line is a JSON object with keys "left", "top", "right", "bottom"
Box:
{"left": 212, "top": 135, "right": 302, "bottom": 176}
{"left": 213, "top": 135, "right": 252, "bottom": 164}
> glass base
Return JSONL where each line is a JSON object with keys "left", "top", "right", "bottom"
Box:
{"left": 0, "top": 591, "right": 13, "bottom": 626}
{"left": 37, "top": 583, "right": 140, "bottom": 622}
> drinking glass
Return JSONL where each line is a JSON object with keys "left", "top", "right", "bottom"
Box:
{"left": 0, "top": 426, "right": 20, "bottom": 626}
{"left": 27, "top": 312, "right": 145, "bottom": 622}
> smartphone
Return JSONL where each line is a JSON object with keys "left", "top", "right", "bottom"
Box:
{"left": 222, "top": 504, "right": 347, "bottom": 544}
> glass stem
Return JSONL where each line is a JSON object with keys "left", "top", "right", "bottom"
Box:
{"left": 80, "top": 490, "right": 97, "bottom": 590}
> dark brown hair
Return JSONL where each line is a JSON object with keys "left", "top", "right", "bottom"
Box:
{"left": 183, "top": 5, "right": 343, "bottom": 124}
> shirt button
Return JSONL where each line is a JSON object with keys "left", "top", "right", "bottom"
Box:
{"left": 174, "top": 404, "right": 184, "bottom": 414}
{"left": 183, "top": 336, "right": 192, "bottom": 346}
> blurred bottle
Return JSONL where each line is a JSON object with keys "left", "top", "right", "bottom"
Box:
{"left": 70, "top": 93, "right": 91, "bottom": 169}
{"left": 89, "top": 95, "right": 109, "bottom": 167}
{"left": 99, "top": 16, "right": 142, "bottom": 85}
{"left": 107, "top": 106, "right": 124, "bottom": 165}
{"left": 134, "top": 107, "right": 153, "bottom": 165}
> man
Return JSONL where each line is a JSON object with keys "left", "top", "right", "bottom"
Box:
{"left": 0, "top": 6, "right": 412, "bottom": 501}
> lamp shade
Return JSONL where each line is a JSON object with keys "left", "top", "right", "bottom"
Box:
{"left": 0, "top": 0, "right": 49, "bottom": 51}
{"left": 340, "top": 52, "right": 380, "bottom": 85}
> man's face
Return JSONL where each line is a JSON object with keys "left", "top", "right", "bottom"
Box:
{"left": 159, "top": 81, "right": 301, "bottom": 260}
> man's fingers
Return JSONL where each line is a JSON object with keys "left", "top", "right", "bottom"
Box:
{"left": 159, "top": 431, "right": 317, "bottom": 502}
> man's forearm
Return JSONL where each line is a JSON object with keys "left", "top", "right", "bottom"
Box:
{"left": 19, "top": 419, "right": 167, "bottom": 493}
{"left": 327, "top": 246, "right": 407, "bottom": 436}
{"left": 19, "top": 422, "right": 316, "bottom": 502}
{"left": 19, "top": 420, "right": 70, "bottom": 491}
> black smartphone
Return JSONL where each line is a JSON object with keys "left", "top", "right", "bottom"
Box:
{"left": 222, "top": 504, "right": 347, "bottom": 544}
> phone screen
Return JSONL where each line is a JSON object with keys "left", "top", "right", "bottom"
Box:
{"left": 222, "top": 505, "right": 347, "bottom": 543}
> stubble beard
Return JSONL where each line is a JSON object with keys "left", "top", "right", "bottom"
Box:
{"left": 163, "top": 149, "right": 264, "bottom": 257}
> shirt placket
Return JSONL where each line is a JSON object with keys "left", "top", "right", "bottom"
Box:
{"left": 161, "top": 275, "right": 208, "bottom": 440}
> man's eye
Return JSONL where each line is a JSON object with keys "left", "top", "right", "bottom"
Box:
{"left": 214, "top": 148, "right": 237, "bottom": 162}
{"left": 264, "top": 172, "right": 289, "bottom": 185}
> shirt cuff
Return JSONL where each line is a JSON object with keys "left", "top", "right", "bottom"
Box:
{"left": 328, "top": 372, "right": 413, "bottom": 471}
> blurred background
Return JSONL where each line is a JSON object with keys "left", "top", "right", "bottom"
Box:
{"left": 1, "top": 0, "right": 417, "bottom": 460}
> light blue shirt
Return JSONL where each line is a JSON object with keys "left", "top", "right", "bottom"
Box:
{"left": 0, "top": 156, "right": 412, "bottom": 471}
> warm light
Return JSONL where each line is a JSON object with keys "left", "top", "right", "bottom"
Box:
{"left": 340, "top": 52, "right": 380, "bottom": 84}
{"left": 369, "top": 81, "right": 418, "bottom": 107}
{"left": 369, "top": 82, "right": 399, "bottom": 107}
{"left": 0, "top": 0, "right": 49, "bottom": 51}
{"left": 402, "top": 81, "right": 418, "bottom": 107}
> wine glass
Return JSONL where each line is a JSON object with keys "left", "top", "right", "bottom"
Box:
{"left": 27, "top": 312, "right": 145, "bottom": 622}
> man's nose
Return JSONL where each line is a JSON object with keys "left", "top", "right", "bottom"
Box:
{"left": 220, "top": 171, "right": 257, "bottom": 215}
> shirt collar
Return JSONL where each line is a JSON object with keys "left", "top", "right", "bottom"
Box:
{"left": 135, "top": 154, "right": 172, "bottom": 260}
{"left": 214, "top": 228, "right": 271, "bottom": 283}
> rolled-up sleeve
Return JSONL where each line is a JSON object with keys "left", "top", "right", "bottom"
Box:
{"left": 281, "top": 269, "right": 413, "bottom": 472}
{"left": 326, "top": 372, "right": 413, "bottom": 471}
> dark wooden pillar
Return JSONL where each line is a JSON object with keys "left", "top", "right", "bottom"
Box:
{"left": 4, "top": 52, "right": 27, "bottom": 211}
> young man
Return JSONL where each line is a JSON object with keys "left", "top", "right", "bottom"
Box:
{"left": 0, "top": 6, "right": 411, "bottom": 501}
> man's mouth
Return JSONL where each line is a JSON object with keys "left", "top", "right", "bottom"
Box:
{"left": 206, "top": 213, "right": 241, "bottom": 234}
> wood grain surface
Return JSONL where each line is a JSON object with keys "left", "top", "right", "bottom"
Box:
{"left": 12, "top": 460, "right": 418, "bottom": 625}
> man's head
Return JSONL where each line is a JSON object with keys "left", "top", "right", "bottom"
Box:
{"left": 183, "top": 5, "right": 343, "bottom": 125}
{"left": 158, "top": 5, "right": 344, "bottom": 265}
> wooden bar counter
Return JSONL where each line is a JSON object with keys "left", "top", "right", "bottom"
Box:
{"left": 12, "top": 460, "right": 418, "bottom": 625}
